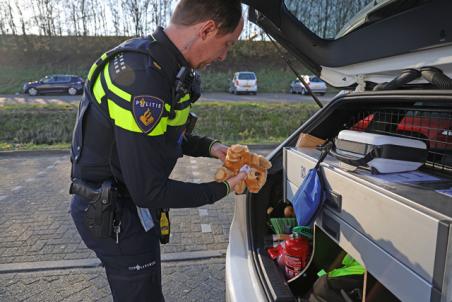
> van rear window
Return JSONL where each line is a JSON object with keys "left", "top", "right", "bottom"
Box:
{"left": 238, "top": 73, "right": 256, "bottom": 80}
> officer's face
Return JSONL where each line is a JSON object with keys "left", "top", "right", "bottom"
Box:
{"left": 195, "top": 17, "right": 244, "bottom": 69}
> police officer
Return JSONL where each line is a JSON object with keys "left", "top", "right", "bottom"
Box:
{"left": 69, "top": 1, "right": 244, "bottom": 301}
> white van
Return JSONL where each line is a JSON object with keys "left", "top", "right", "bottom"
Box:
{"left": 229, "top": 71, "right": 258, "bottom": 95}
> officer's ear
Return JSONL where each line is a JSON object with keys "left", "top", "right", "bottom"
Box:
{"left": 198, "top": 20, "right": 218, "bottom": 41}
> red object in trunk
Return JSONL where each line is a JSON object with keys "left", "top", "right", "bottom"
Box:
{"left": 267, "top": 235, "right": 311, "bottom": 279}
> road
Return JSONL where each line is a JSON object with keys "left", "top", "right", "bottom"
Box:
{"left": 0, "top": 92, "right": 334, "bottom": 106}
{"left": 0, "top": 147, "right": 271, "bottom": 302}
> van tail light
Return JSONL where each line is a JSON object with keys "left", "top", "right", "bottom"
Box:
{"left": 235, "top": 80, "right": 239, "bottom": 85}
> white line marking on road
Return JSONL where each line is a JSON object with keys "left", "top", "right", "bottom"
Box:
{"left": 25, "top": 178, "right": 35, "bottom": 183}
{"left": 0, "top": 195, "right": 7, "bottom": 201}
{"left": 37, "top": 171, "right": 45, "bottom": 176}
{"left": 192, "top": 179, "right": 201, "bottom": 183}
{"left": 192, "top": 171, "right": 200, "bottom": 176}
{"left": 190, "top": 159, "right": 197, "bottom": 164}
{"left": 201, "top": 224, "right": 212, "bottom": 233}
{"left": 46, "top": 165, "right": 55, "bottom": 170}
{"left": 198, "top": 209, "right": 208, "bottom": 216}
{"left": 12, "top": 186, "right": 22, "bottom": 192}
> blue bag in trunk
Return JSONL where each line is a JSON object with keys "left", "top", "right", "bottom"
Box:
{"left": 292, "top": 142, "right": 332, "bottom": 226}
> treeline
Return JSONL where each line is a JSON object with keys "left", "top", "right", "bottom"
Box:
{"left": 0, "top": 0, "right": 373, "bottom": 38}
{"left": 0, "top": 0, "right": 263, "bottom": 38}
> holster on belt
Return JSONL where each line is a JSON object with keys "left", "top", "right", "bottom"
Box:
{"left": 70, "top": 179, "right": 118, "bottom": 239}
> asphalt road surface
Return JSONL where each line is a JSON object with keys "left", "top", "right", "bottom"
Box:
{"left": 0, "top": 92, "right": 334, "bottom": 106}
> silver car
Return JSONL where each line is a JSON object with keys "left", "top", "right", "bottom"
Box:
{"left": 289, "top": 76, "right": 327, "bottom": 95}
{"left": 227, "top": 0, "right": 452, "bottom": 301}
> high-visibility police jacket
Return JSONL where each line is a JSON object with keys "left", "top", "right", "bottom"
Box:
{"left": 71, "top": 27, "right": 229, "bottom": 209}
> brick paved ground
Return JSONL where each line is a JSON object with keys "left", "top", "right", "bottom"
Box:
{"left": 0, "top": 149, "right": 270, "bottom": 301}
{"left": 0, "top": 258, "right": 226, "bottom": 302}
{"left": 0, "top": 153, "right": 233, "bottom": 265}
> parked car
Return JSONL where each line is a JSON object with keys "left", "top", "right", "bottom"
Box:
{"left": 227, "top": 1, "right": 452, "bottom": 302}
{"left": 353, "top": 110, "right": 452, "bottom": 151}
{"left": 23, "top": 74, "right": 84, "bottom": 96}
{"left": 289, "top": 76, "right": 327, "bottom": 95}
{"left": 229, "top": 71, "right": 257, "bottom": 95}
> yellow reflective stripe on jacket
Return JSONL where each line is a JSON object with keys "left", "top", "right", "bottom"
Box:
{"left": 88, "top": 54, "right": 191, "bottom": 133}
{"left": 103, "top": 63, "right": 132, "bottom": 102}
{"left": 87, "top": 63, "right": 98, "bottom": 81}
{"left": 87, "top": 52, "right": 108, "bottom": 81}
{"left": 100, "top": 63, "right": 171, "bottom": 136}
{"left": 167, "top": 107, "right": 190, "bottom": 126}
{"left": 107, "top": 100, "right": 168, "bottom": 136}
{"left": 92, "top": 76, "right": 105, "bottom": 104}
{"left": 167, "top": 93, "right": 191, "bottom": 126}
{"left": 179, "top": 93, "right": 191, "bottom": 103}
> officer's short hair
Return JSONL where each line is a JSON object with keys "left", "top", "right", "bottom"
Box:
{"left": 171, "top": 0, "right": 242, "bottom": 35}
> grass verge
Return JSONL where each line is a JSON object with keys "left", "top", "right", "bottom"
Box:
{"left": 0, "top": 102, "right": 318, "bottom": 151}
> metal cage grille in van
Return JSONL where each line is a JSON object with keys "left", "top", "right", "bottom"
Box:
{"left": 347, "top": 107, "right": 452, "bottom": 173}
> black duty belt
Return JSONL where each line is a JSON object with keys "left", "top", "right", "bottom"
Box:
{"left": 69, "top": 178, "right": 130, "bottom": 200}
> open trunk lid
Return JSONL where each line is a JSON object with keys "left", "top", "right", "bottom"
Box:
{"left": 242, "top": 0, "right": 452, "bottom": 89}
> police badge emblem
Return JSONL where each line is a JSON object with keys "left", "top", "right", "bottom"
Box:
{"left": 132, "top": 95, "right": 164, "bottom": 133}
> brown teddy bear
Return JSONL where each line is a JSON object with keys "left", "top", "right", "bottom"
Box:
{"left": 215, "top": 144, "right": 272, "bottom": 194}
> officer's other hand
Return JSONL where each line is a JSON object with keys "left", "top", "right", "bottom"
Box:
{"left": 226, "top": 171, "right": 247, "bottom": 190}
{"left": 210, "top": 142, "right": 228, "bottom": 162}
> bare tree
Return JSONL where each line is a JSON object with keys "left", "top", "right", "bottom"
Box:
{"left": 54, "top": 2, "right": 63, "bottom": 36}
{"left": 31, "top": 0, "right": 44, "bottom": 35}
{"left": 80, "top": 0, "right": 88, "bottom": 36}
{"left": 121, "top": 0, "right": 131, "bottom": 36}
{"left": 108, "top": 0, "right": 122, "bottom": 36}
{"left": 98, "top": 2, "right": 108, "bottom": 36}
{"left": 6, "top": 0, "right": 17, "bottom": 35}
{"left": 123, "top": 0, "right": 151, "bottom": 36}
{"left": 69, "top": 1, "right": 80, "bottom": 35}
{"left": 30, "top": 0, "right": 55, "bottom": 36}
{"left": 46, "top": 0, "right": 57, "bottom": 36}
{"left": 0, "top": 1, "right": 7, "bottom": 35}
{"left": 14, "top": 0, "right": 27, "bottom": 35}
{"left": 89, "top": 0, "right": 99, "bottom": 36}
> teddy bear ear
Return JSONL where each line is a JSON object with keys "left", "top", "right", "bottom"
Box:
{"left": 259, "top": 156, "right": 272, "bottom": 170}
{"left": 230, "top": 144, "right": 248, "bottom": 153}
{"left": 248, "top": 154, "right": 260, "bottom": 167}
{"left": 258, "top": 170, "right": 268, "bottom": 186}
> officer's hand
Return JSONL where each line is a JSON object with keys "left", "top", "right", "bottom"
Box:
{"left": 210, "top": 142, "right": 228, "bottom": 162}
{"left": 225, "top": 171, "right": 247, "bottom": 190}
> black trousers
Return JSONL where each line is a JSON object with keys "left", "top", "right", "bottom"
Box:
{"left": 71, "top": 195, "right": 164, "bottom": 302}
